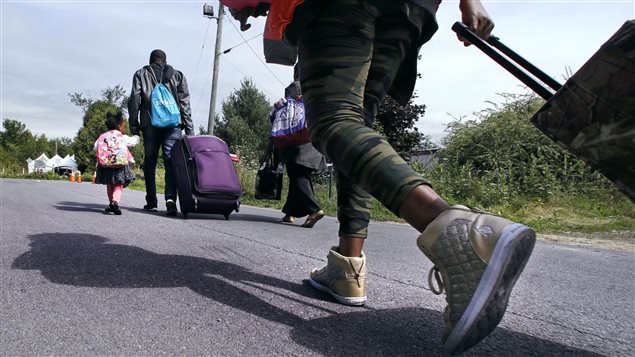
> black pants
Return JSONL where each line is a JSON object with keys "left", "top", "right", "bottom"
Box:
{"left": 282, "top": 163, "right": 321, "bottom": 218}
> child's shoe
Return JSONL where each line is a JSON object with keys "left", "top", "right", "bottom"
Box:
{"left": 417, "top": 205, "right": 536, "bottom": 355}
{"left": 111, "top": 201, "right": 122, "bottom": 215}
{"left": 104, "top": 202, "right": 115, "bottom": 213}
{"left": 309, "top": 246, "right": 367, "bottom": 306}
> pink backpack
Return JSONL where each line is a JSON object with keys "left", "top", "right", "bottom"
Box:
{"left": 96, "top": 130, "right": 132, "bottom": 167}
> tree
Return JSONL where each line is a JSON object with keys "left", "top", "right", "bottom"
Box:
{"left": 0, "top": 119, "right": 36, "bottom": 169}
{"left": 374, "top": 95, "right": 427, "bottom": 161}
{"left": 70, "top": 85, "right": 138, "bottom": 173}
{"left": 215, "top": 78, "right": 272, "bottom": 165}
{"left": 72, "top": 101, "right": 119, "bottom": 172}
{"left": 69, "top": 84, "right": 128, "bottom": 113}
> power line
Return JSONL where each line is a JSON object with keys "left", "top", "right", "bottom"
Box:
{"left": 191, "top": 17, "right": 213, "bottom": 93}
{"left": 226, "top": 17, "right": 286, "bottom": 86}
{"left": 192, "top": 64, "right": 214, "bottom": 121}
{"left": 222, "top": 32, "right": 263, "bottom": 55}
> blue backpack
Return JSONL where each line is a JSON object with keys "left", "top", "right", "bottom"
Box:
{"left": 150, "top": 69, "right": 180, "bottom": 128}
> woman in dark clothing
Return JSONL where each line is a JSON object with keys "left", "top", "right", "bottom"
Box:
{"left": 279, "top": 143, "right": 326, "bottom": 227}
{"left": 278, "top": 80, "right": 327, "bottom": 228}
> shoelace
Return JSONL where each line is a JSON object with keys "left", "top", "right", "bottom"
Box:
{"left": 428, "top": 266, "right": 444, "bottom": 295}
{"left": 348, "top": 259, "right": 364, "bottom": 288}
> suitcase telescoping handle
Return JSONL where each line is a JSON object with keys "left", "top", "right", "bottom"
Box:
{"left": 451, "top": 21, "right": 563, "bottom": 100}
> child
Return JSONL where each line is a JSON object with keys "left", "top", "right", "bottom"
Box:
{"left": 94, "top": 111, "right": 139, "bottom": 215}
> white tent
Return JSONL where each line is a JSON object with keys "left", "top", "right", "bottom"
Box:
{"left": 30, "top": 153, "right": 50, "bottom": 173}
{"left": 26, "top": 153, "right": 78, "bottom": 174}
{"left": 48, "top": 154, "right": 63, "bottom": 170}
{"left": 57, "top": 155, "right": 78, "bottom": 172}
{"left": 26, "top": 158, "right": 34, "bottom": 173}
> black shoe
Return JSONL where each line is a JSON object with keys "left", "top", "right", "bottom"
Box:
{"left": 112, "top": 201, "right": 122, "bottom": 215}
{"left": 143, "top": 203, "right": 158, "bottom": 211}
{"left": 166, "top": 200, "right": 177, "bottom": 217}
{"left": 105, "top": 203, "right": 114, "bottom": 213}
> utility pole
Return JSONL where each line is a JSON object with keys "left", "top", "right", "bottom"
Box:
{"left": 206, "top": 3, "right": 224, "bottom": 135}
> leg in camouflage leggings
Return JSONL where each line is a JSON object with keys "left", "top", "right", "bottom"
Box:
{"left": 298, "top": 0, "right": 444, "bottom": 243}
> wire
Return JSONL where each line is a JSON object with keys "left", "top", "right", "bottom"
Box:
{"left": 222, "top": 32, "right": 263, "bottom": 54}
{"left": 219, "top": 55, "right": 279, "bottom": 98}
{"left": 192, "top": 64, "right": 214, "bottom": 120}
{"left": 191, "top": 17, "right": 213, "bottom": 93}
{"left": 226, "top": 17, "right": 286, "bottom": 86}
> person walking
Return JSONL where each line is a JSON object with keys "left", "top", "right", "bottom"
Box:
{"left": 94, "top": 111, "right": 138, "bottom": 215}
{"left": 128, "top": 49, "right": 194, "bottom": 216}
{"left": 277, "top": 81, "right": 327, "bottom": 228}
{"left": 225, "top": 0, "right": 536, "bottom": 354}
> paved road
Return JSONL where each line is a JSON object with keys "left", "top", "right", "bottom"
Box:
{"left": 1, "top": 178, "right": 633, "bottom": 356}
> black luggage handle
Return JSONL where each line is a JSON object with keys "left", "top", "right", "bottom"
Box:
{"left": 452, "top": 21, "right": 562, "bottom": 100}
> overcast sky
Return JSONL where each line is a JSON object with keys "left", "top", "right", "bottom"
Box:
{"left": 2, "top": 0, "right": 634, "bottom": 145}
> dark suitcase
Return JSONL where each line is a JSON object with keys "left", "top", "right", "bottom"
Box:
{"left": 171, "top": 135, "right": 242, "bottom": 219}
{"left": 453, "top": 21, "right": 635, "bottom": 202}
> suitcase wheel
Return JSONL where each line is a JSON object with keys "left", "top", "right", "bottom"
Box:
{"left": 235, "top": 202, "right": 240, "bottom": 213}
{"left": 224, "top": 213, "right": 230, "bottom": 220}
{"left": 182, "top": 212, "right": 188, "bottom": 219}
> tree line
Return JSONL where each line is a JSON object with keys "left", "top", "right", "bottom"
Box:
{"left": 2, "top": 78, "right": 619, "bottom": 208}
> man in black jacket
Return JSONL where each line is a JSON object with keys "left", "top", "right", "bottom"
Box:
{"left": 128, "top": 49, "right": 193, "bottom": 216}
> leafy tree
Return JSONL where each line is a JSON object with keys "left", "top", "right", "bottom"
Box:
{"left": 215, "top": 78, "right": 271, "bottom": 165}
{"left": 0, "top": 119, "right": 34, "bottom": 171}
{"left": 374, "top": 95, "right": 427, "bottom": 161}
{"left": 69, "top": 84, "right": 128, "bottom": 113}
{"left": 72, "top": 100, "right": 119, "bottom": 172}
{"left": 70, "top": 85, "right": 139, "bottom": 173}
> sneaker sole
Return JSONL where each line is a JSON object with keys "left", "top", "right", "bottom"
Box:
{"left": 444, "top": 223, "right": 536, "bottom": 355}
{"left": 308, "top": 277, "right": 367, "bottom": 306}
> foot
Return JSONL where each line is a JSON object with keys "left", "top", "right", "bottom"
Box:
{"left": 417, "top": 205, "right": 536, "bottom": 355}
{"left": 143, "top": 203, "right": 157, "bottom": 211}
{"left": 301, "top": 210, "right": 324, "bottom": 228}
{"left": 111, "top": 201, "right": 122, "bottom": 215}
{"left": 166, "top": 199, "right": 177, "bottom": 217}
{"left": 309, "top": 246, "right": 367, "bottom": 306}
{"left": 104, "top": 202, "right": 114, "bottom": 213}
{"left": 282, "top": 215, "right": 295, "bottom": 223}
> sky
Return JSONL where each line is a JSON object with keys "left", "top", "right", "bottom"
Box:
{"left": 1, "top": 0, "right": 634, "bottom": 146}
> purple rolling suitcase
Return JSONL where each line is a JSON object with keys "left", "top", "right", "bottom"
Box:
{"left": 171, "top": 135, "right": 241, "bottom": 219}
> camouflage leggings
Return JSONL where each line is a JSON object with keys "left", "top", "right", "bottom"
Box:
{"left": 298, "top": 0, "right": 430, "bottom": 238}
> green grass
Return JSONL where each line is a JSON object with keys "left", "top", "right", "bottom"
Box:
{"left": 7, "top": 164, "right": 631, "bottom": 237}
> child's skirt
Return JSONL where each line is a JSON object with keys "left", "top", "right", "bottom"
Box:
{"left": 95, "top": 165, "right": 135, "bottom": 187}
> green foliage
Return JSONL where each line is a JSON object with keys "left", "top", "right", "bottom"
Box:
{"left": 72, "top": 100, "right": 119, "bottom": 172}
{"left": 69, "top": 84, "right": 128, "bottom": 113}
{"left": 427, "top": 93, "right": 610, "bottom": 205}
{"left": 374, "top": 95, "right": 428, "bottom": 160}
{"left": 215, "top": 78, "right": 272, "bottom": 166}
{"left": 0, "top": 119, "right": 73, "bottom": 174}
{"left": 70, "top": 85, "right": 137, "bottom": 173}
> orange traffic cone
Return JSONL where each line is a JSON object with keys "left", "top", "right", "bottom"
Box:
{"left": 70, "top": 172, "right": 75, "bottom": 182}
{"left": 92, "top": 172, "right": 97, "bottom": 184}
{"left": 77, "top": 172, "right": 82, "bottom": 183}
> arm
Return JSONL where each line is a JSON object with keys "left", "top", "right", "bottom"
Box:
{"left": 127, "top": 71, "right": 142, "bottom": 136}
{"left": 122, "top": 135, "right": 140, "bottom": 147}
{"left": 222, "top": 1, "right": 270, "bottom": 31}
{"left": 458, "top": 0, "right": 494, "bottom": 45}
{"left": 177, "top": 74, "right": 194, "bottom": 136}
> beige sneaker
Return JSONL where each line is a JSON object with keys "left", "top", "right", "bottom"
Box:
{"left": 309, "top": 246, "right": 367, "bottom": 306}
{"left": 417, "top": 205, "right": 536, "bottom": 355}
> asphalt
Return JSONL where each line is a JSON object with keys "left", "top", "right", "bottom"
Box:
{"left": 1, "top": 178, "right": 633, "bottom": 356}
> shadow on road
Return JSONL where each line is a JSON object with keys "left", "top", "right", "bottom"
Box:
{"left": 12, "top": 233, "right": 601, "bottom": 356}
{"left": 291, "top": 307, "right": 603, "bottom": 356}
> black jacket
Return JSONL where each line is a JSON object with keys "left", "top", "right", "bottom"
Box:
{"left": 128, "top": 64, "right": 193, "bottom": 135}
